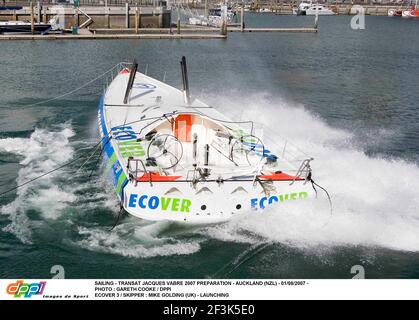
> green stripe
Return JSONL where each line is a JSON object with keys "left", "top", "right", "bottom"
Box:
{"left": 108, "top": 152, "right": 117, "bottom": 165}
{"left": 104, "top": 152, "right": 117, "bottom": 172}
{"left": 116, "top": 172, "right": 127, "bottom": 194}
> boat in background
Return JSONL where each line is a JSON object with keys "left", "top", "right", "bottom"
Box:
{"left": 293, "top": 1, "right": 336, "bottom": 16}
{"left": 0, "top": 6, "right": 23, "bottom": 11}
{"left": 389, "top": 0, "right": 419, "bottom": 17}
{"left": 207, "top": 5, "right": 237, "bottom": 27}
{"left": 99, "top": 58, "right": 316, "bottom": 224}
{"left": 388, "top": 8, "right": 403, "bottom": 17}
{"left": 402, "top": 7, "right": 419, "bottom": 17}
{"left": 0, "top": 16, "right": 60, "bottom": 34}
{"left": 305, "top": 4, "right": 336, "bottom": 15}
{"left": 186, "top": 3, "right": 237, "bottom": 27}
{"left": 258, "top": 7, "right": 273, "bottom": 13}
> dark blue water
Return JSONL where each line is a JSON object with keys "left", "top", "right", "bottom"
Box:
{"left": 1, "top": 14, "right": 419, "bottom": 279}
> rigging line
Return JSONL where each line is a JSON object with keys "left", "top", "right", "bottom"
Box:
{"left": 0, "top": 154, "right": 84, "bottom": 198}
{"left": 14, "top": 64, "right": 121, "bottom": 109}
{"left": 107, "top": 107, "right": 255, "bottom": 136}
{"left": 211, "top": 242, "right": 273, "bottom": 279}
{"left": 311, "top": 179, "right": 333, "bottom": 217}
{"left": 74, "top": 139, "right": 106, "bottom": 174}
{"left": 109, "top": 205, "right": 125, "bottom": 231}
{"left": 88, "top": 136, "right": 112, "bottom": 178}
{"left": 120, "top": 110, "right": 255, "bottom": 137}
{"left": 0, "top": 135, "right": 110, "bottom": 198}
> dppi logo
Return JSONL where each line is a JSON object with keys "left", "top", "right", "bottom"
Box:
{"left": 6, "top": 280, "right": 46, "bottom": 298}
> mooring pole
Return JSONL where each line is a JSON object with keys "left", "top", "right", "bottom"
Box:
{"left": 125, "top": 2, "right": 130, "bottom": 29}
{"left": 314, "top": 9, "right": 319, "bottom": 29}
{"left": 220, "top": 5, "right": 227, "bottom": 36}
{"left": 177, "top": 7, "right": 181, "bottom": 34}
{"left": 73, "top": 9, "right": 79, "bottom": 34}
{"left": 42, "top": 6, "right": 47, "bottom": 24}
{"left": 30, "top": 1, "right": 34, "bottom": 35}
{"left": 240, "top": 5, "right": 244, "bottom": 32}
{"left": 139, "top": 7, "right": 141, "bottom": 30}
{"left": 135, "top": 6, "right": 139, "bottom": 34}
{"left": 105, "top": 0, "right": 110, "bottom": 29}
{"left": 36, "top": 1, "right": 41, "bottom": 23}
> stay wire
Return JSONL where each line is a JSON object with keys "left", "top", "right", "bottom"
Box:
{"left": 13, "top": 63, "right": 121, "bottom": 109}
{"left": 0, "top": 135, "right": 110, "bottom": 198}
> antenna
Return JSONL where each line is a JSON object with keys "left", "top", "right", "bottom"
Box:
{"left": 123, "top": 59, "right": 138, "bottom": 105}
{"left": 180, "top": 56, "right": 191, "bottom": 105}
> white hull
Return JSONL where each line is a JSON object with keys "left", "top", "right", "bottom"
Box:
{"left": 293, "top": 2, "right": 336, "bottom": 16}
{"left": 305, "top": 10, "right": 335, "bottom": 15}
{"left": 99, "top": 62, "right": 315, "bottom": 224}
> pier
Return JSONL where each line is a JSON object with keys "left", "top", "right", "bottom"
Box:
{"left": 0, "top": 32, "right": 228, "bottom": 40}
{"left": 0, "top": 25, "right": 318, "bottom": 40}
{"left": 0, "top": 1, "right": 320, "bottom": 40}
{"left": 0, "top": 4, "right": 172, "bottom": 29}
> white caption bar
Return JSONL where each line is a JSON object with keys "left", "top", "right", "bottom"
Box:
{"left": 0, "top": 279, "right": 418, "bottom": 300}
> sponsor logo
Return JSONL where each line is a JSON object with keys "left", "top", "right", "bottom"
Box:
{"left": 132, "top": 83, "right": 156, "bottom": 90}
{"left": 111, "top": 125, "right": 145, "bottom": 158}
{"left": 128, "top": 194, "right": 191, "bottom": 212}
{"left": 251, "top": 192, "right": 308, "bottom": 210}
{"left": 233, "top": 129, "right": 278, "bottom": 161}
{"left": 6, "top": 280, "right": 46, "bottom": 298}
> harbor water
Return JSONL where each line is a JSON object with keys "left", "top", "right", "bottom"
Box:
{"left": 1, "top": 14, "right": 419, "bottom": 278}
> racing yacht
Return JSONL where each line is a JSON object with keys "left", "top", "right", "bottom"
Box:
{"left": 99, "top": 58, "right": 316, "bottom": 224}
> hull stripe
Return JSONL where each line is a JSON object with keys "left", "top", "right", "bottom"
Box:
{"left": 98, "top": 96, "right": 128, "bottom": 200}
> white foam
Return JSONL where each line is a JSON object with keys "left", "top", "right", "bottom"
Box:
{"left": 0, "top": 123, "right": 76, "bottom": 243}
{"left": 201, "top": 94, "right": 419, "bottom": 252}
{"left": 76, "top": 221, "right": 201, "bottom": 258}
{"left": 2, "top": 95, "right": 419, "bottom": 255}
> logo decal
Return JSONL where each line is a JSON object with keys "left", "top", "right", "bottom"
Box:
{"left": 128, "top": 194, "right": 191, "bottom": 212}
{"left": 6, "top": 280, "right": 46, "bottom": 298}
{"left": 111, "top": 125, "right": 145, "bottom": 158}
{"left": 251, "top": 192, "right": 308, "bottom": 210}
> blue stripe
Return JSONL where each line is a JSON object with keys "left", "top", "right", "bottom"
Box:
{"left": 98, "top": 96, "right": 128, "bottom": 201}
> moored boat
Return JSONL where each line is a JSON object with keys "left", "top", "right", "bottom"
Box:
{"left": 388, "top": 8, "right": 403, "bottom": 17}
{"left": 401, "top": 0, "right": 419, "bottom": 17}
{"left": 402, "top": 8, "right": 419, "bottom": 17}
{"left": 293, "top": 1, "right": 335, "bottom": 16}
{"left": 0, "top": 16, "right": 60, "bottom": 34}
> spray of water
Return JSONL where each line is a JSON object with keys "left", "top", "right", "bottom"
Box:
{"left": 2, "top": 94, "right": 419, "bottom": 256}
{"left": 200, "top": 93, "right": 419, "bottom": 253}
{"left": 75, "top": 220, "right": 202, "bottom": 258}
{"left": 0, "top": 123, "right": 203, "bottom": 257}
{"left": 0, "top": 123, "right": 76, "bottom": 244}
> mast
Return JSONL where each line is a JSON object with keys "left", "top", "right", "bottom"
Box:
{"left": 123, "top": 60, "right": 138, "bottom": 105}
{"left": 180, "top": 56, "right": 191, "bottom": 105}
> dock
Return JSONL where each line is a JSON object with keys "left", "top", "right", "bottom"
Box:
{"left": 0, "top": 26, "right": 318, "bottom": 40}
{"left": 0, "top": 33, "right": 228, "bottom": 40}
{"left": 229, "top": 28, "right": 317, "bottom": 33}
{"left": 0, "top": 24, "right": 318, "bottom": 40}
{"left": 0, "top": 2, "right": 319, "bottom": 41}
